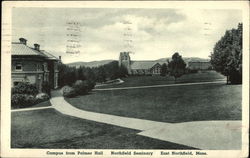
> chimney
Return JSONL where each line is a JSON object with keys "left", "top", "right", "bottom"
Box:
{"left": 19, "top": 38, "right": 27, "bottom": 45}
{"left": 34, "top": 43, "right": 40, "bottom": 51}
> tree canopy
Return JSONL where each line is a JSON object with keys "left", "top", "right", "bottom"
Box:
{"left": 168, "top": 52, "right": 186, "bottom": 82}
{"left": 160, "top": 63, "right": 168, "bottom": 76}
{"left": 58, "top": 61, "right": 128, "bottom": 87}
{"left": 210, "top": 23, "right": 242, "bottom": 84}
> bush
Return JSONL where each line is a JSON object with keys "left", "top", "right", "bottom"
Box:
{"left": 11, "top": 94, "right": 36, "bottom": 108}
{"left": 186, "top": 68, "right": 198, "bottom": 74}
{"left": 62, "top": 85, "right": 76, "bottom": 98}
{"left": 41, "top": 81, "right": 51, "bottom": 97}
{"left": 85, "top": 80, "right": 95, "bottom": 91}
{"left": 72, "top": 80, "right": 95, "bottom": 95}
{"left": 35, "top": 93, "right": 50, "bottom": 103}
{"left": 12, "top": 82, "right": 38, "bottom": 95}
{"left": 72, "top": 80, "right": 89, "bottom": 95}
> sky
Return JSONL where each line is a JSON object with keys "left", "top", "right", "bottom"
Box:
{"left": 12, "top": 8, "right": 242, "bottom": 63}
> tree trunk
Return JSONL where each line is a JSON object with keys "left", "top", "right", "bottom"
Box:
{"left": 226, "top": 75, "right": 229, "bottom": 84}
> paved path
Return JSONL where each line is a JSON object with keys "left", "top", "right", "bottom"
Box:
{"left": 12, "top": 80, "right": 241, "bottom": 149}
{"left": 50, "top": 95, "right": 241, "bottom": 150}
{"left": 11, "top": 106, "right": 52, "bottom": 112}
{"left": 94, "top": 80, "right": 226, "bottom": 91}
{"left": 95, "top": 78, "right": 124, "bottom": 87}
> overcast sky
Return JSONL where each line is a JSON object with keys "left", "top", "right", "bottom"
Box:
{"left": 12, "top": 8, "right": 242, "bottom": 63}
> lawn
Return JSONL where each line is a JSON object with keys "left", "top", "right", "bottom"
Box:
{"left": 66, "top": 83, "right": 241, "bottom": 123}
{"left": 11, "top": 100, "right": 51, "bottom": 110}
{"left": 11, "top": 109, "right": 196, "bottom": 149}
{"left": 96, "top": 70, "right": 226, "bottom": 89}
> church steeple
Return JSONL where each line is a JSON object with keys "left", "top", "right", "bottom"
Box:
{"left": 119, "top": 52, "right": 131, "bottom": 74}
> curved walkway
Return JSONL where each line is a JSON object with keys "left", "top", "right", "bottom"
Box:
{"left": 11, "top": 106, "right": 52, "bottom": 112}
{"left": 95, "top": 78, "right": 124, "bottom": 88}
{"left": 50, "top": 93, "right": 241, "bottom": 150}
{"left": 94, "top": 80, "right": 226, "bottom": 91}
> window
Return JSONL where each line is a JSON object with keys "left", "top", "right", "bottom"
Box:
{"left": 15, "top": 63, "right": 22, "bottom": 71}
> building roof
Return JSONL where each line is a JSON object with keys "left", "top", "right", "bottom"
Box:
{"left": 130, "top": 61, "right": 166, "bottom": 70}
{"left": 11, "top": 42, "right": 46, "bottom": 57}
{"left": 40, "top": 50, "right": 59, "bottom": 61}
{"left": 12, "top": 42, "right": 60, "bottom": 61}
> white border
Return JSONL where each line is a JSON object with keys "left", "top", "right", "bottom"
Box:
{"left": 1, "top": 1, "right": 249, "bottom": 158}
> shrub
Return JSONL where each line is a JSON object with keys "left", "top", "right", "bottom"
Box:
{"left": 85, "top": 80, "right": 95, "bottom": 91}
{"left": 35, "top": 93, "right": 50, "bottom": 103}
{"left": 12, "top": 82, "right": 38, "bottom": 96}
{"left": 41, "top": 81, "right": 51, "bottom": 97}
{"left": 72, "top": 80, "right": 89, "bottom": 95}
{"left": 186, "top": 68, "right": 198, "bottom": 74}
{"left": 62, "top": 85, "right": 76, "bottom": 98}
{"left": 72, "top": 80, "right": 95, "bottom": 95}
{"left": 11, "top": 94, "right": 36, "bottom": 108}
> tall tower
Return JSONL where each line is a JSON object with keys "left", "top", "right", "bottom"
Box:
{"left": 119, "top": 52, "right": 131, "bottom": 74}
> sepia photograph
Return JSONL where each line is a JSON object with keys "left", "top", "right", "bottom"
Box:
{"left": 1, "top": 1, "right": 249, "bottom": 157}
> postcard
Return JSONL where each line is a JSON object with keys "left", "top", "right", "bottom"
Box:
{"left": 1, "top": 1, "right": 249, "bottom": 158}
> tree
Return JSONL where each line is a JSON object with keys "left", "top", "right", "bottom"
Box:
{"left": 211, "top": 23, "right": 242, "bottom": 84}
{"left": 97, "top": 66, "right": 106, "bottom": 83}
{"left": 160, "top": 63, "right": 168, "bottom": 76}
{"left": 77, "top": 66, "right": 86, "bottom": 81}
{"left": 118, "top": 64, "right": 128, "bottom": 78}
{"left": 168, "top": 52, "right": 186, "bottom": 83}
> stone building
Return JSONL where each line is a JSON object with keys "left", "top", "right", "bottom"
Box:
{"left": 11, "top": 38, "right": 60, "bottom": 91}
{"left": 119, "top": 52, "right": 167, "bottom": 75}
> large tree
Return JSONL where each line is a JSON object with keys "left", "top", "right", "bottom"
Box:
{"left": 211, "top": 23, "right": 242, "bottom": 84}
{"left": 160, "top": 63, "right": 168, "bottom": 76}
{"left": 168, "top": 52, "right": 186, "bottom": 82}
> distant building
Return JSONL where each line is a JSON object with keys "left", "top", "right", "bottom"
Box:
{"left": 187, "top": 61, "right": 212, "bottom": 70}
{"left": 11, "top": 38, "right": 61, "bottom": 91}
{"left": 119, "top": 52, "right": 167, "bottom": 75}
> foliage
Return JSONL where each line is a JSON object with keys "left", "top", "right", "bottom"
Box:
{"left": 168, "top": 52, "right": 186, "bottom": 82}
{"left": 12, "top": 82, "right": 39, "bottom": 96}
{"left": 35, "top": 93, "right": 50, "bottom": 103}
{"left": 11, "top": 82, "right": 48, "bottom": 108}
{"left": 11, "top": 94, "right": 36, "bottom": 108}
{"left": 72, "top": 80, "right": 95, "bottom": 95}
{"left": 160, "top": 63, "right": 168, "bottom": 76}
{"left": 62, "top": 85, "right": 76, "bottom": 98}
{"left": 85, "top": 80, "right": 96, "bottom": 91}
{"left": 73, "top": 80, "right": 88, "bottom": 95}
{"left": 118, "top": 64, "right": 129, "bottom": 77}
{"left": 41, "top": 81, "right": 51, "bottom": 97}
{"left": 58, "top": 61, "right": 128, "bottom": 87}
{"left": 186, "top": 68, "right": 198, "bottom": 74}
{"left": 58, "top": 64, "right": 78, "bottom": 87}
{"left": 77, "top": 67, "right": 86, "bottom": 81}
{"left": 211, "top": 23, "right": 242, "bottom": 84}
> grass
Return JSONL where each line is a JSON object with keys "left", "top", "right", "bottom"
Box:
{"left": 66, "top": 83, "right": 241, "bottom": 123}
{"left": 11, "top": 109, "right": 196, "bottom": 149}
{"left": 32, "top": 100, "right": 51, "bottom": 107}
{"left": 11, "top": 100, "right": 51, "bottom": 109}
{"left": 96, "top": 70, "right": 226, "bottom": 89}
